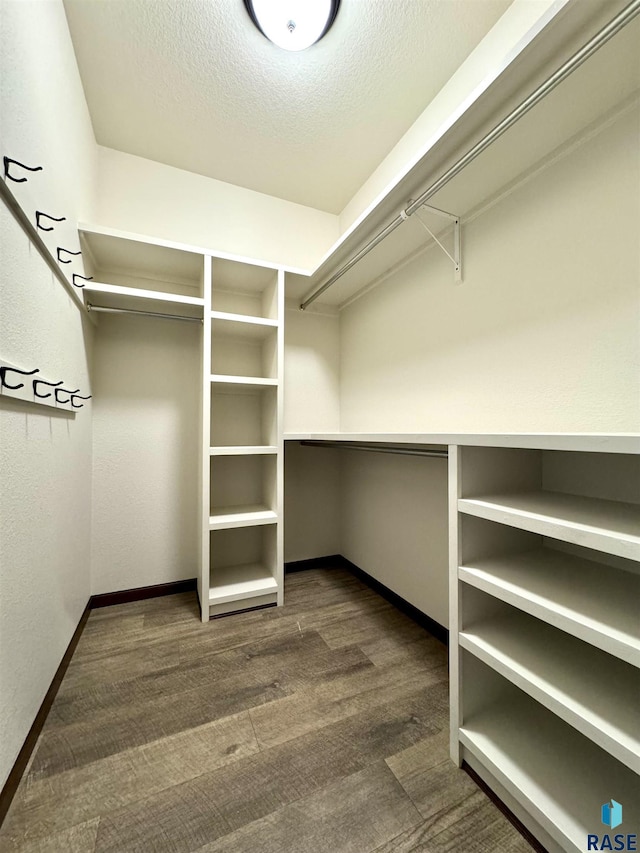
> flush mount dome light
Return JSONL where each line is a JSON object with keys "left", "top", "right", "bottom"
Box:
{"left": 244, "top": 0, "right": 340, "bottom": 51}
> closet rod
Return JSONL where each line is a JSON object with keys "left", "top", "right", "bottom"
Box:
{"left": 87, "top": 304, "right": 203, "bottom": 323}
{"left": 300, "top": 441, "right": 448, "bottom": 459}
{"left": 299, "top": 0, "right": 640, "bottom": 310}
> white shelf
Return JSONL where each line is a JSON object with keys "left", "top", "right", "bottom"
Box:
{"left": 211, "top": 311, "right": 278, "bottom": 337}
{"left": 210, "top": 375, "right": 278, "bottom": 389}
{"left": 460, "top": 612, "right": 640, "bottom": 772}
{"left": 84, "top": 281, "right": 204, "bottom": 307}
{"left": 208, "top": 562, "right": 278, "bottom": 606}
{"left": 459, "top": 548, "right": 640, "bottom": 667}
{"left": 459, "top": 491, "right": 640, "bottom": 560}
{"left": 460, "top": 695, "right": 640, "bottom": 853}
{"left": 209, "top": 446, "right": 277, "bottom": 456}
{"left": 208, "top": 505, "right": 277, "bottom": 530}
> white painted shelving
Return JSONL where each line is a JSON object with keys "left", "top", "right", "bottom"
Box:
{"left": 459, "top": 548, "right": 640, "bottom": 666}
{"left": 450, "top": 445, "right": 640, "bottom": 851}
{"left": 79, "top": 224, "right": 206, "bottom": 317}
{"left": 201, "top": 257, "right": 284, "bottom": 620}
{"left": 459, "top": 691, "right": 640, "bottom": 853}
{"left": 459, "top": 491, "right": 640, "bottom": 560}
{"left": 209, "top": 445, "right": 278, "bottom": 456}
{"left": 460, "top": 610, "right": 640, "bottom": 771}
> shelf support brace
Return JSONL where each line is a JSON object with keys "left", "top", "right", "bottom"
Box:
{"left": 414, "top": 204, "right": 462, "bottom": 283}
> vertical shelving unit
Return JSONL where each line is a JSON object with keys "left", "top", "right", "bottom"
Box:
{"left": 449, "top": 446, "right": 640, "bottom": 853}
{"left": 200, "top": 257, "right": 284, "bottom": 620}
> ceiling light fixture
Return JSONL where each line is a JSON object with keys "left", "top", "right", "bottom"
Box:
{"left": 244, "top": 0, "right": 340, "bottom": 52}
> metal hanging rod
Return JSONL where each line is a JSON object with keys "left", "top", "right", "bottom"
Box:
{"left": 301, "top": 441, "right": 448, "bottom": 458}
{"left": 87, "top": 303, "right": 203, "bottom": 323}
{"left": 300, "top": 0, "right": 640, "bottom": 310}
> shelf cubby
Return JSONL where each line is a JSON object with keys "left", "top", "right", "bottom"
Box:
{"left": 211, "top": 316, "right": 277, "bottom": 379}
{"left": 209, "top": 525, "right": 278, "bottom": 616}
{"left": 460, "top": 591, "right": 640, "bottom": 771}
{"left": 79, "top": 227, "right": 205, "bottom": 312}
{"left": 209, "top": 454, "right": 277, "bottom": 530}
{"left": 210, "top": 385, "right": 277, "bottom": 448}
{"left": 211, "top": 257, "right": 278, "bottom": 320}
{"left": 459, "top": 670, "right": 640, "bottom": 853}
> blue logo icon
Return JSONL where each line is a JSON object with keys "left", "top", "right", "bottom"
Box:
{"left": 602, "top": 800, "right": 623, "bottom": 830}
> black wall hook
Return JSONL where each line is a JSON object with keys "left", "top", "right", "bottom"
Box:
{"left": 57, "top": 247, "right": 81, "bottom": 264}
{"left": 71, "top": 393, "right": 92, "bottom": 408}
{"left": 54, "top": 386, "right": 79, "bottom": 405}
{"left": 0, "top": 365, "right": 39, "bottom": 390}
{"left": 3, "top": 156, "right": 43, "bottom": 183}
{"left": 33, "top": 377, "right": 63, "bottom": 399}
{"left": 36, "top": 211, "right": 66, "bottom": 232}
{"left": 72, "top": 274, "right": 93, "bottom": 288}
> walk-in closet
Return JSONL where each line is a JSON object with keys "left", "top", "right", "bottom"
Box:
{"left": 1, "top": 0, "right": 639, "bottom": 850}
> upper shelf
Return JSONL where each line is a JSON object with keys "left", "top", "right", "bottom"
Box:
{"left": 80, "top": 227, "right": 204, "bottom": 290}
{"left": 284, "top": 433, "right": 640, "bottom": 454}
{"left": 285, "top": 3, "right": 640, "bottom": 307}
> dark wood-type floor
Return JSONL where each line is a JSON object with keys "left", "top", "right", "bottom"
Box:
{"left": 0, "top": 568, "right": 533, "bottom": 853}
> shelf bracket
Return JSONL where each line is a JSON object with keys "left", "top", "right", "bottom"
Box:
{"left": 413, "top": 203, "right": 462, "bottom": 283}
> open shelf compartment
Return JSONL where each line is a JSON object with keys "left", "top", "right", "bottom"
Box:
{"left": 460, "top": 584, "right": 640, "bottom": 771}
{"left": 209, "top": 454, "right": 277, "bottom": 530}
{"left": 457, "top": 448, "right": 640, "bottom": 560}
{"left": 210, "top": 385, "right": 277, "bottom": 448}
{"left": 79, "top": 228, "right": 206, "bottom": 310}
{"left": 458, "top": 516, "right": 640, "bottom": 666}
{"left": 459, "top": 658, "right": 640, "bottom": 853}
{"left": 211, "top": 257, "right": 279, "bottom": 320}
{"left": 211, "top": 317, "right": 278, "bottom": 380}
{"left": 209, "top": 525, "right": 278, "bottom": 616}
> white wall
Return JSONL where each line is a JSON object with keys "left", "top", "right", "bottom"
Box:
{"left": 0, "top": 0, "right": 97, "bottom": 280}
{"left": 339, "top": 107, "right": 640, "bottom": 433}
{"left": 326, "top": 105, "right": 640, "bottom": 630}
{"left": 0, "top": 205, "right": 93, "bottom": 790}
{"left": 283, "top": 302, "right": 340, "bottom": 433}
{"left": 283, "top": 305, "right": 341, "bottom": 562}
{"left": 94, "top": 147, "right": 339, "bottom": 273}
{"left": 338, "top": 0, "right": 565, "bottom": 236}
{"left": 0, "top": 0, "right": 97, "bottom": 791}
{"left": 284, "top": 443, "right": 341, "bottom": 563}
{"left": 90, "top": 314, "right": 200, "bottom": 595}
{"left": 341, "top": 452, "right": 449, "bottom": 628}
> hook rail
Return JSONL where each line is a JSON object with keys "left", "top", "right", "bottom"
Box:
{"left": 0, "top": 359, "right": 90, "bottom": 414}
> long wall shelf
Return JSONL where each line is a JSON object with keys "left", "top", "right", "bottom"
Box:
{"left": 84, "top": 281, "right": 205, "bottom": 307}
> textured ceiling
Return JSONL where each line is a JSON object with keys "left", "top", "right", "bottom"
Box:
{"left": 63, "top": 0, "right": 512, "bottom": 213}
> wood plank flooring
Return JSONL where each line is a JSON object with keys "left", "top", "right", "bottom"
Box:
{"left": 0, "top": 568, "right": 533, "bottom": 853}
